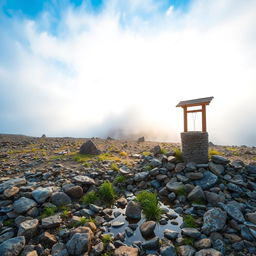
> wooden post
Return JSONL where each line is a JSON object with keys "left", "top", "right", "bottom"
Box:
{"left": 183, "top": 106, "right": 188, "bottom": 132}
{"left": 202, "top": 104, "right": 206, "bottom": 132}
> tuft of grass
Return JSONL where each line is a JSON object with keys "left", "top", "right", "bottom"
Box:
{"left": 41, "top": 206, "right": 57, "bottom": 219}
{"left": 136, "top": 190, "right": 163, "bottom": 221}
{"left": 73, "top": 154, "right": 95, "bottom": 162}
{"left": 176, "top": 187, "right": 187, "bottom": 196}
{"left": 208, "top": 149, "right": 223, "bottom": 158}
{"left": 83, "top": 162, "right": 92, "bottom": 167}
{"left": 110, "top": 162, "right": 119, "bottom": 171}
{"left": 142, "top": 151, "right": 151, "bottom": 157}
{"left": 192, "top": 199, "right": 206, "bottom": 205}
{"left": 97, "top": 153, "right": 121, "bottom": 162}
{"left": 80, "top": 216, "right": 95, "bottom": 225}
{"left": 98, "top": 181, "right": 116, "bottom": 205}
{"left": 102, "top": 234, "right": 113, "bottom": 247}
{"left": 3, "top": 219, "right": 13, "bottom": 226}
{"left": 183, "top": 237, "right": 195, "bottom": 246}
{"left": 174, "top": 148, "right": 183, "bottom": 162}
{"left": 114, "top": 175, "right": 127, "bottom": 184}
{"left": 61, "top": 209, "right": 72, "bottom": 218}
{"left": 160, "top": 148, "right": 168, "bottom": 155}
{"left": 183, "top": 215, "right": 198, "bottom": 228}
{"left": 82, "top": 191, "right": 98, "bottom": 205}
{"left": 119, "top": 151, "right": 128, "bottom": 157}
{"left": 143, "top": 164, "right": 153, "bottom": 171}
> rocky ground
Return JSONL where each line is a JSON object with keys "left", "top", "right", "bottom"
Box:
{"left": 1, "top": 134, "right": 256, "bottom": 256}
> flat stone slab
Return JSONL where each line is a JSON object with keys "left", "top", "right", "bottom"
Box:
{"left": 195, "top": 171, "right": 218, "bottom": 189}
{"left": 13, "top": 197, "right": 37, "bottom": 214}
{"left": 219, "top": 202, "right": 245, "bottom": 223}
{"left": 73, "top": 175, "right": 95, "bottom": 185}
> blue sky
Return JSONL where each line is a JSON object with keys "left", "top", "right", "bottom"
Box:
{"left": 0, "top": 0, "right": 256, "bottom": 145}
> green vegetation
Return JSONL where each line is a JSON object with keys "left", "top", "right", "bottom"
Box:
{"left": 183, "top": 237, "right": 195, "bottom": 246}
{"left": 114, "top": 175, "right": 127, "bottom": 184}
{"left": 143, "top": 164, "right": 153, "bottom": 171}
{"left": 119, "top": 151, "right": 128, "bottom": 157}
{"left": 183, "top": 215, "right": 198, "bottom": 228}
{"left": 110, "top": 162, "right": 119, "bottom": 171}
{"left": 3, "top": 219, "right": 13, "bottom": 226}
{"left": 102, "top": 234, "right": 113, "bottom": 246}
{"left": 41, "top": 206, "right": 57, "bottom": 218}
{"left": 80, "top": 216, "right": 95, "bottom": 225}
{"left": 82, "top": 191, "right": 98, "bottom": 204}
{"left": 98, "top": 181, "right": 116, "bottom": 205}
{"left": 83, "top": 162, "right": 92, "bottom": 167}
{"left": 192, "top": 199, "right": 206, "bottom": 205}
{"left": 160, "top": 148, "right": 168, "bottom": 155}
{"left": 174, "top": 148, "right": 183, "bottom": 162}
{"left": 208, "top": 149, "right": 223, "bottom": 158}
{"left": 142, "top": 151, "right": 151, "bottom": 157}
{"left": 176, "top": 187, "right": 187, "bottom": 196}
{"left": 136, "top": 190, "right": 163, "bottom": 221}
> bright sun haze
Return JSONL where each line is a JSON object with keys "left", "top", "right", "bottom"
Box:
{"left": 0, "top": 0, "right": 256, "bottom": 145}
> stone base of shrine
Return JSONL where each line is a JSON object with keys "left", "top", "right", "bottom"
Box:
{"left": 181, "top": 132, "right": 208, "bottom": 164}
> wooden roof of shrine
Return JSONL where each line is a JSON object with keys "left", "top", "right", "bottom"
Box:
{"left": 176, "top": 96, "right": 214, "bottom": 108}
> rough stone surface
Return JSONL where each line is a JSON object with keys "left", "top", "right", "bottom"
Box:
{"left": 64, "top": 185, "right": 83, "bottom": 199}
{"left": 140, "top": 221, "right": 156, "bottom": 237}
{"left": 211, "top": 155, "right": 230, "bottom": 165}
{"left": 166, "top": 182, "right": 185, "bottom": 193}
{"left": 209, "top": 162, "right": 225, "bottom": 176}
{"left": 246, "top": 212, "right": 256, "bottom": 225}
{"left": 0, "top": 236, "right": 25, "bottom": 256}
{"left": 160, "top": 244, "right": 177, "bottom": 256}
{"left": 79, "top": 140, "right": 101, "bottom": 155}
{"left": 181, "top": 132, "right": 208, "bottom": 164}
{"left": 195, "top": 248, "right": 222, "bottom": 256}
{"left": 125, "top": 201, "right": 141, "bottom": 220}
{"left": 32, "top": 187, "right": 52, "bottom": 203}
{"left": 187, "top": 186, "right": 205, "bottom": 202}
{"left": 202, "top": 208, "right": 227, "bottom": 234}
{"left": 0, "top": 178, "right": 26, "bottom": 193}
{"left": 73, "top": 175, "right": 95, "bottom": 185}
{"left": 114, "top": 245, "right": 138, "bottom": 256}
{"left": 51, "top": 192, "right": 71, "bottom": 207}
{"left": 13, "top": 197, "right": 37, "bottom": 214}
{"left": 4, "top": 186, "right": 19, "bottom": 198}
{"left": 219, "top": 202, "right": 245, "bottom": 223}
{"left": 66, "top": 233, "right": 92, "bottom": 255}
{"left": 17, "top": 219, "right": 39, "bottom": 240}
{"left": 41, "top": 214, "right": 62, "bottom": 228}
{"left": 195, "top": 171, "right": 218, "bottom": 189}
{"left": 178, "top": 245, "right": 196, "bottom": 256}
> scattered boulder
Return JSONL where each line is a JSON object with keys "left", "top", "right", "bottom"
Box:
{"left": 79, "top": 140, "right": 101, "bottom": 155}
{"left": 195, "top": 171, "right": 218, "bottom": 189}
{"left": 125, "top": 201, "right": 141, "bottom": 220}
{"left": 140, "top": 221, "right": 156, "bottom": 237}
{"left": 66, "top": 232, "right": 92, "bottom": 255}
{"left": 13, "top": 197, "right": 37, "bottom": 214}
{"left": 187, "top": 186, "right": 205, "bottom": 202}
{"left": 0, "top": 236, "right": 25, "bottom": 256}
{"left": 32, "top": 187, "right": 52, "bottom": 204}
{"left": 51, "top": 192, "right": 71, "bottom": 207}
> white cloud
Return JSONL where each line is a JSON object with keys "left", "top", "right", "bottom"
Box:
{"left": 0, "top": 0, "right": 256, "bottom": 145}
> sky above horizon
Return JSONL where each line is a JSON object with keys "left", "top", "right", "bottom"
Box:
{"left": 0, "top": 0, "right": 256, "bottom": 146}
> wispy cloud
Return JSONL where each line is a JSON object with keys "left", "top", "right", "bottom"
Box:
{"left": 0, "top": 0, "right": 256, "bottom": 145}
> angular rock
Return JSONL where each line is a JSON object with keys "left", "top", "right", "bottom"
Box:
{"left": 164, "top": 229, "right": 179, "bottom": 240}
{"left": 64, "top": 185, "right": 83, "bottom": 199}
{"left": 17, "top": 219, "right": 39, "bottom": 240}
{"left": 4, "top": 186, "right": 19, "bottom": 198}
{"left": 202, "top": 208, "right": 227, "bottom": 234}
{"left": 195, "top": 248, "right": 222, "bottom": 256}
{"left": 114, "top": 245, "right": 138, "bottom": 256}
{"left": 0, "top": 178, "right": 26, "bottom": 193}
{"left": 13, "top": 197, "right": 37, "bottom": 214}
{"left": 246, "top": 212, "right": 256, "bottom": 225}
{"left": 186, "top": 172, "right": 204, "bottom": 180}
{"left": 195, "top": 171, "right": 218, "bottom": 189}
{"left": 142, "top": 237, "right": 160, "bottom": 250}
{"left": 79, "top": 140, "right": 101, "bottom": 155}
{"left": 209, "top": 162, "right": 225, "bottom": 176}
{"left": 39, "top": 232, "right": 57, "bottom": 248}
{"left": 0, "top": 236, "right": 25, "bottom": 256}
{"left": 92, "top": 242, "right": 104, "bottom": 255}
{"left": 0, "top": 231, "right": 15, "bottom": 244}
{"left": 204, "top": 191, "right": 224, "bottom": 206}
{"left": 177, "top": 245, "right": 196, "bottom": 256}
{"left": 219, "top": 202, "right": 245, "bottom": 223}
{"left": 51, "top": 242, "right": 68, "bottom": 256}
{"left": 187, "top": 186, "right": 205, "bottom": 202}
{"left": 134, "top": 172, "right": 149, "bottom": 182}
{"left": 41, "top": 214, "right": 62, "bottom": 228}
{"left": 32, "top": 187, "right": 52, "bottom": 204}
{"left": 73, "top": 175, "right": 95, "bottom": 185}
{"left": 211, "top": 155, "right": 230, "bottom": 165}
{"left": 125, "top": 201, "right": 141, "bottom": 220}
{"left": 51, "top": 192, "right": 71, "bottom": 207}
{"left": 140, "top": 221, "right": 156, "bottom": 237}
{"left": 182, "top": 228, "right": 201, "bottom": 239}
{"left": 194, "top": 238, "right": 211, "bottom": 249}
{"left": 66, "top": 233, "right": 92, "bottom": 255}
{"left": 226, "top": 183, "right": 243, "bottom": 194}
{"left": 166, "top": 182, "right": 185, "bottom": 193}
{"left": 160, "top": 244, "right": 177, "bottom": 256}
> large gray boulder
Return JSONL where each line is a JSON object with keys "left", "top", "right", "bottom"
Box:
{"left": 66, "top": 233, "right": 92, "bottom": 255}
{"left": 202, "top": 208, "right": 227, "bottom": 234}
{"left": 13, "top": 197, "right": 37, "bottom": 214}
{"left": 79, "top": 140, "right": 101, "bottom": 155}
{"left": 0, "top": 236, "right": 25, "bottom": 256}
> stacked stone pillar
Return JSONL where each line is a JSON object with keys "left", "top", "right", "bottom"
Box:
{"left": 181, "top": 131, "right": 208, "bottom": 164}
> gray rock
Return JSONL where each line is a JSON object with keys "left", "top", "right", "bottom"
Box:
{"left": 177, "top": 245, "right": 196, "bottom": 256}
{"left": 32, "top": 187, "right": 52, "bottom": 203}
{"left": 112, "top": 221, "right": 125, "bottom": 228}
{"left": 114, "top": 245, "right": 139, "bottom": 256}
{"left": 212, "top": 239, "right": 225, "bottom": 255}
{"left": 151, "top": 145, "right": 161, "bottom": 155}
{"left": 160, "top": 244, "right": 177, "bottom": 256}
{"left": 240, "top": 226, "right": 254, "bottom": 241}
{"left": 226, "top": 183, "right": 243, "bottom": 194}
{"left": 3, "top": 186, "right": 19, "bottom": 198}
{"left": 202, "top": 208, "right": 227, "bottom": 234}
{"left": 187, "top": 186, "right": 205, "bottom": 202}
{"left": 164, "top": 229, "right": 179, "bottom": 240}
{"left": 219, "top": 202, "right": 245, "bottom": 223}
{"left": 73, "top": 175, "right": 95, "bottom": 185}
{"left": 51, "top": 192, "right": 71, "bottom": 207}
{"left": 0, "top": 178, "right": 26, "bottom": 193}
{"left": 194, "top": 239, "right": 211, "bottom": 249}
{"left": 182, "top": 228, "right": 201, "bottom": 239}
{"left": 63, "top": 185, "right": 83, "bottom": 199}
{"left": 166, "top": 182, "right": 185, "bottom": 193}
{"left": 134, "top": 172, "right": 149, "bottom": 182}
{"left": 168, "top": 192, "right": 176, "bottom": 202}
{"left": 0, "top": 231, "right": 15, "bottom": 244}
{"left": 186, "top": 172, "right": 204, "bottom": 180}
{"left": 195, "top": 249, "right": 222, "bottom": 256}
{"left": 13, "top": 197, "right": 37, "bottom": 214}
{"left": 209, "top": 162, "right": 225, "bottom": 176}
{"left": 0, "top": 236, "right": 25, "bottom": 256}
{"left": 140, "top": 221, "right": 156, "bottom": 237}
{"left": 17, "top": 219, "right": 39, "bottom": 240}
{"left": 246, "top": 212, "right": 256, "bottom": 224}
{"left": 151, "top": 180, "right": 161, "bottom": 189}
{"left": 66, "top": 233, "right": 91, "bottom": 255}
{"left": 92, "top": 242, "right": 104, "bottom": 255}
{"left": 204, "top": 191, "right": 224, "bottom": 206}
{"left": 125, "top": 201, "right": 141, "bottom": 220}
{"left": 211, "top": 155, "right": 230, "bottom": 165}
{"left": 150, "top": 158, "right": 162, "bottom": 167}
{"left": 41, "top": 214, "right": 62, "bottom": 228}
{"left": 51, "top": 242, "right": 68, "bottom": 256}
{"left": 79, "top": 140, "right": 101, "bottom": 155}
{"left": 142, "top": 237, "right": 160, "bottom": 250}
{"left": 195, "top": 171, "right": 218, "bottom": 189}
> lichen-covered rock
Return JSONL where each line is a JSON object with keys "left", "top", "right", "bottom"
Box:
{"left": 187, "top": 186, "right": 205, "bottom": 202}
{"left": 202, "top": 208, "right": 227, "bottom": 234}
{"left": 41, "top": 214, "right": 62, "bottom": 228}
{"left": 66, "top": 233, "right": 92, "bottom": 255}
{"left": 219, "top": 202, "right": 245, "bottom": 223}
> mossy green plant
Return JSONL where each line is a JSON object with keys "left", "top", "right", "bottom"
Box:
{"left": 98, "top": 181, "right": 116, "bottom": 205}
{"left": 160, "top": 148, "right": 168, "bottom": 155}
{"left": 80, "top": 216, "right": 95, "bottom": 225}
{"left": 82, "top": 191, "right": 98, "bottom": 204}
{"left": 41, "top": 206, "right": 57, "bottom": 219}
{"left": 136, "top": 190, "right": 163, "bottom": 221}
{"left": 174, "top": 148, "right": 183, "bottom": 162}
{"left": 176, "top": 187, "right": 187, "bottom": 196}
{"left": 3, "top": 219, "right": 13, "bottom": 226}
{"left": 183, "top": 215, "right": 198, "bottom": 228}
{"left": 102, "top": 234, "right": 113, "bottom": 246}
{"left": 114, "top": 175, "right": 127, "bottom": 184}
{"left": 183, "top": 237, "right": 195, "bottom": 246}
{"left": 110, "top": 162, "right": 119, "bottom": 171}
